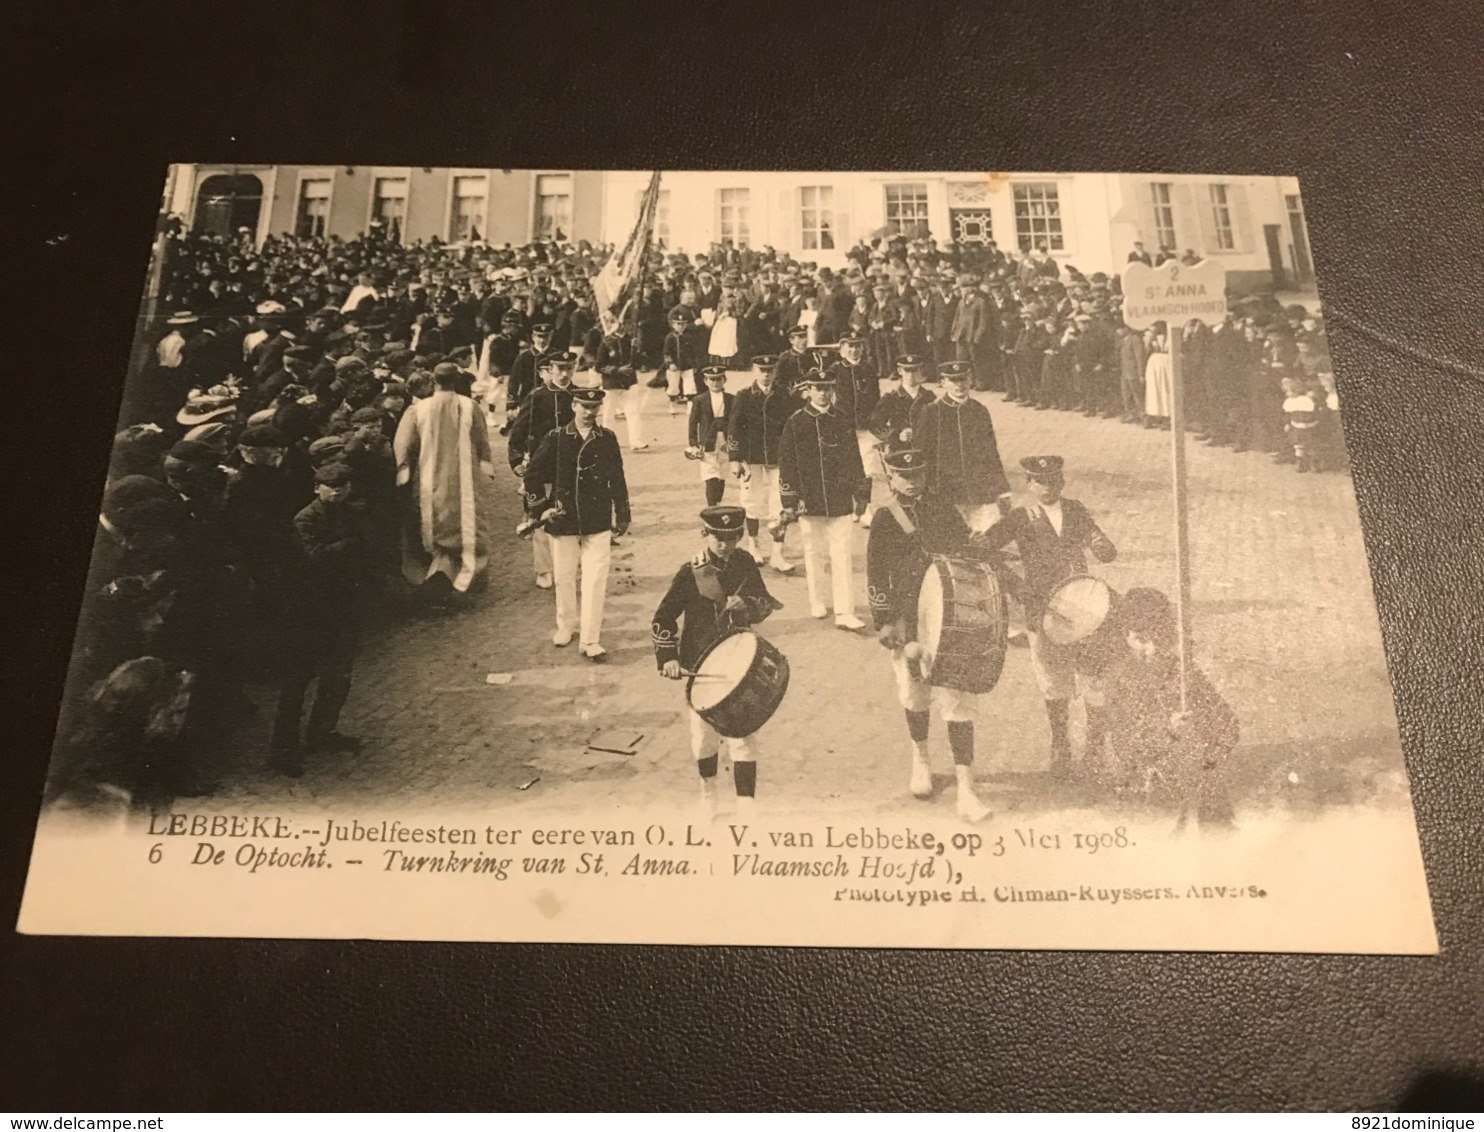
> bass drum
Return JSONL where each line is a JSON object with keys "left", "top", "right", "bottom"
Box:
{"left": 686, "top": 631, "right": 791, "bottom": 739}
{"left": 1041, "top": 574, "right": 1123, "bottom": 675}
{"left": 917, "top": 556, "right": 1008, "bottom": 695}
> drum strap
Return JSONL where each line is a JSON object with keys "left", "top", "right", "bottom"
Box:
{"left": 886, "top": 500, "right": 917, "bottom": 536}
{"left": 691, "top": 562, "right": 728, "bottom": 607}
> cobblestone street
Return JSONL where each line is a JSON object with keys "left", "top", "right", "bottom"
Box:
{"left": 209, "top": 378, "right": 1411, "bottom": 824}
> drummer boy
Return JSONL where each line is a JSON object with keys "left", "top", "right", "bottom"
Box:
{"left": 653, "top": 504, "right": 784, "bottom": 816}
{"left": 973, "top": 455, "right": 1118, "bottom": 776}
{"left": 866, "top": 448, "right": 993, "bottom": 823}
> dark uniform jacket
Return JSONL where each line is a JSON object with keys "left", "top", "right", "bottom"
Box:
{"left": 975, "top": 498, "right": 1116, "bottom": 620}
{"left": 865, "top": 494, "right": 982, "bottom": 638}
{"left": 595, "top": 334, "right": 637, "bottom": 390}
{"left": 487, "top": 331, "right": 521, "bottom": 378}
{"left": 523, "top": 423, "right": 631, "bottom": 537}
{"left": 778, "top": 405, "right": 870, "bottom": 518}
{"left": 688, "top": 389, "right": 735, "bottom": 450}
{"left": 505, "top": 347, "right": 542, "bottom": 413}
{"left": 870, "top": 384, "right": 937, "bottom": 454}
{"left": 728, "top": 381, "right": 798, "bottom": 467}
{"left": 771, "top": 347, "right": 813, "bottom": 395}
{"left": 651, "top": 547, "right": 779, "bottom": 671}
{"left": 913, "top": 396, "right": 1011, "bottom": 504}
{"left": 663, "top": 329, "right": 706, "bottom": 375}
{"left": 825, "top": 359, "right": 880, "bottom": 431}
{"left": 507, "top": 385, "right": 574, "bottom": 471}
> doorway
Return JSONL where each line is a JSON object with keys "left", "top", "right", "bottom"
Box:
{"left": 193, "top": 173, "right": 264, "bottom": 239}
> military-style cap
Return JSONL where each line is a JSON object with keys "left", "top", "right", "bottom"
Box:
{"left": 750, "top": 354, "right": 779, "bottom": 369}
{"left": 786, "top": 324, "right": 809, "bottom": 338}
{"left": 314, "top": 462, "right": 354, "bottom": 487}
{"left": 797, "top": 369, "right": 835, "bottom": 388}
{"left": 1020, "top": 455, "right": 1065, "bottom": 479}
{"left": 531, "top": 322, "right": 554, "bottom": 335}
{"left": 895, "top": 354, "right": 926, "bottom": 371}
{"left": 308, "top": 436, "right": 349, "bottom": 466}
{"left": 701, "top": 365, "right": 728, "bottom": 383}
{"left": 701, "top": 505, "right": 747, "bottom": 536}
{"left": 539, "top": 351, "right": 575, "bottom": 368}
{"left": 938, "top": 361, "right": 973, "bottom": 383}
{"left": 837, "top": 333, "right": 865, "bottom": 347}
{"left": 569, "top": 386, "right": 606, "bottom": 405}
{"left": 501, "top": 310, "right": 523, "bottom": 324}
{"left": 882, "top": 448, "right": 929, "bottom": 475}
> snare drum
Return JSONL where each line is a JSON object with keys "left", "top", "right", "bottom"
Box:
{"left": 686, "top": 631, "right": 791, "bottom": 739}
{"left": 916, "top": 556, "right": 1008, "bottom": 694}
{"left": 1041, "top": 574, "right": 1122, "bottom": 675}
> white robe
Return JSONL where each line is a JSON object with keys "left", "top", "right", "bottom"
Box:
{"left": 1144, "top": 349, "right": 1173, "bottom": 419}
{"left": 393, "top": 391, "right": 494, "bottom": 591}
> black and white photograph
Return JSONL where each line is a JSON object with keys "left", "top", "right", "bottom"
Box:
{"left": 15, "top": 166, "right": 1435, "bottom": 952}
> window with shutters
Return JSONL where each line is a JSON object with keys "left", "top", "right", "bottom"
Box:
{"left": 451, "top": 175, "right": 488, "bottom": 241}
{"left": 1208, "top": 184, "right": 1236, "bottom": 251}
{"left": 800, "top": 185, "right": 835, "bottom": 250}
{"left": 884, "top": 183, "right": 930, "bottom": 238}
{"left": 717, "top": 188, "right": 750, "bottom": 248}
{"left": 1011, "top": 182, "right": 1064, "bottom": 252}
{"left": 1150, "top": 182, "right": 1177, "bottom": 250}
{"left": 373, "top": 177, "right": 408, "bottom": 241}
{"left": 295, "top": 177, "right": 332, "bottom": 238}
{"left": 534, "top": 173, "right": 571, "bottom": 241}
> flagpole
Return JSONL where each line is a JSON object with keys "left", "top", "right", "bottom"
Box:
{"left": 1169, "top": 323, "right": 1191, "bottom": 712}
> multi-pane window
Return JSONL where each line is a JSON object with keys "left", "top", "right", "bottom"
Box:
{"left": 1209, "top": 183, "right": 1236, "bottom": 250}
{"left": 451, "top": 175, "right": 488, "bottom": 241}
{"left": 373, "top": 177, "right": 408, "bottom": 240}
{"left": 633, "top": 188, "right": 670, "bottom": 246}
{"left": 295, "top": 177, "right": 332, "bottom": 238}
{"left": 535, "top": 173, "right": 572, "bottom": 241}
{"left": 1011, "top": 182, "right": 1064, "bottom": 252}
{"left": 1150, "top": 182, "right": 1177, "bottom": 250}
{"left": 885, "top": 183, "right": 930, "bottom": 238}
{"left": 718, "top": 188, "right": 750, "bottom": 247}
{"left": 800, "top": 185, "right": 834, "bottom": 250}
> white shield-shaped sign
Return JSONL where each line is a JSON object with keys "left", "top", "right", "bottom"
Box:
{"left": 1120, "top": 259, "right": 1228, "bottom": 331}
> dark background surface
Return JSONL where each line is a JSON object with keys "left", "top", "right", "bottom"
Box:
{"left": 3, "top": 0, "right": 1483, "bottom": 1111}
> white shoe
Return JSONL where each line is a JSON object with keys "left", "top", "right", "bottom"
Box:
{"left": 552, "top": 628, "right": 575, "bottom": 647}
{"left": 811, "top": 604, "right": 829, "bottom": 619}
{"left": 631, "top": 443, "right": 650, "bottom": 451}
{"left": 834, "top": 614, "right": 866, "bottom": 632}
{"left": 909, "top": 754, "right": 933, "bottom": 799}
{"left": 734, "top": 794, "right": 757, "bottom": 816}
{"left": 771, "top": 556, "right": 795, "bottom": 574}
{"left": 535, "top": 573, "right": 553, "bottom": 589}
{"left": 955, "top": 767, "right": 991, "bottom": 823}
{"left": 859, "top": 510, "right": 873, "bottom": 529}
{"left": 581, "top": 644, "right": 608, "bottom": 663}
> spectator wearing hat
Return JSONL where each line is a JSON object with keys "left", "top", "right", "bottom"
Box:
{"left": 524, "top": 386, "right": 630, "bottom": 661}
{"left": 394, "top": 361, "right": 496, "bottom": 597}
{"left": 252, "top": 344, "right": 318, "bottom": 415}
{"left": 1074, "top": 307, "right": 1119, "bottom": 417}
{"left": 924, "top": 275, "right": 959, "bottom": 376}
{"left": 1116, "top": 318, "right": 1149, "bottom": 424}
{"left": 652, "top": 503, "right": 783, "bottom": 817}
{"left": 688, "top": 366, "right": 735, "bottom": 508}
{"left": 866, "top": 447, "right": 993, "bottom": 822}
{"left": 1128, "top": 242, "right": 1154, "bottom": 267}
{"left": 778, "top": 370, "right": 870, "bottom": 631}
{"left": 343, "top": 406, "right": 401, "bottom": 576}
{"left": 157, "top": 312, "right": 198, "bottom": 369}
{"left": 728, "top": 354, "right": 799, "bottom": 572}
{"left": 915, "top": 360, "right": 1011, "bottom": 533}
{"left": 269, "top": 462, "right": 374, "bottom": 774}
{"left": 870, "top": 355, "right": 935, "bottom": 457}
{"left": 504, "top": 322, "right": 553, "bottom": 431}
{"left": 973, "top": 455, "right": 1118, "bottom": 775}
{"left": 951, "top": 273, "right": 998, "bottom": 392}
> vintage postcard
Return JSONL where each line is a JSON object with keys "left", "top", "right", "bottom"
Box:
{"left": 16, "top": 167, "right": 1436, "bottom": 952}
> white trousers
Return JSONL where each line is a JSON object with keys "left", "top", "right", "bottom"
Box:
{"left": 689, "top": 709, "right": 760, "bottom": 762}
{"left": 890, "top": 648, "right": 978, "bottom": 721}
{"left": 550, "top": 530, "right": 612, "bottom": 648}
{"left": 740, "top": 465, "right": 784, "bottom": 526}
{"left": 603, "top": 382, "right": 648, "bottom": 450}
{"left": 798, "top": 514, "right": 856, "bottom": 616}
{"left": 532, "top": 527, "right": 553, "bottom": 577}
{"left": 697, "top": 435, "right": 728, "bottom": 481}
{"left": 666, "top": 367, "right": 698, "bottom": 399}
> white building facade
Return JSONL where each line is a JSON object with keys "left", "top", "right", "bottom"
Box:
{"left": 600, "top": 171, "right": 1313, "bottom": 292}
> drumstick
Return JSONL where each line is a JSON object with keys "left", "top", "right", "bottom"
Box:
{"left": 681, "top": 670, "right": 730, "bottom": 680}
